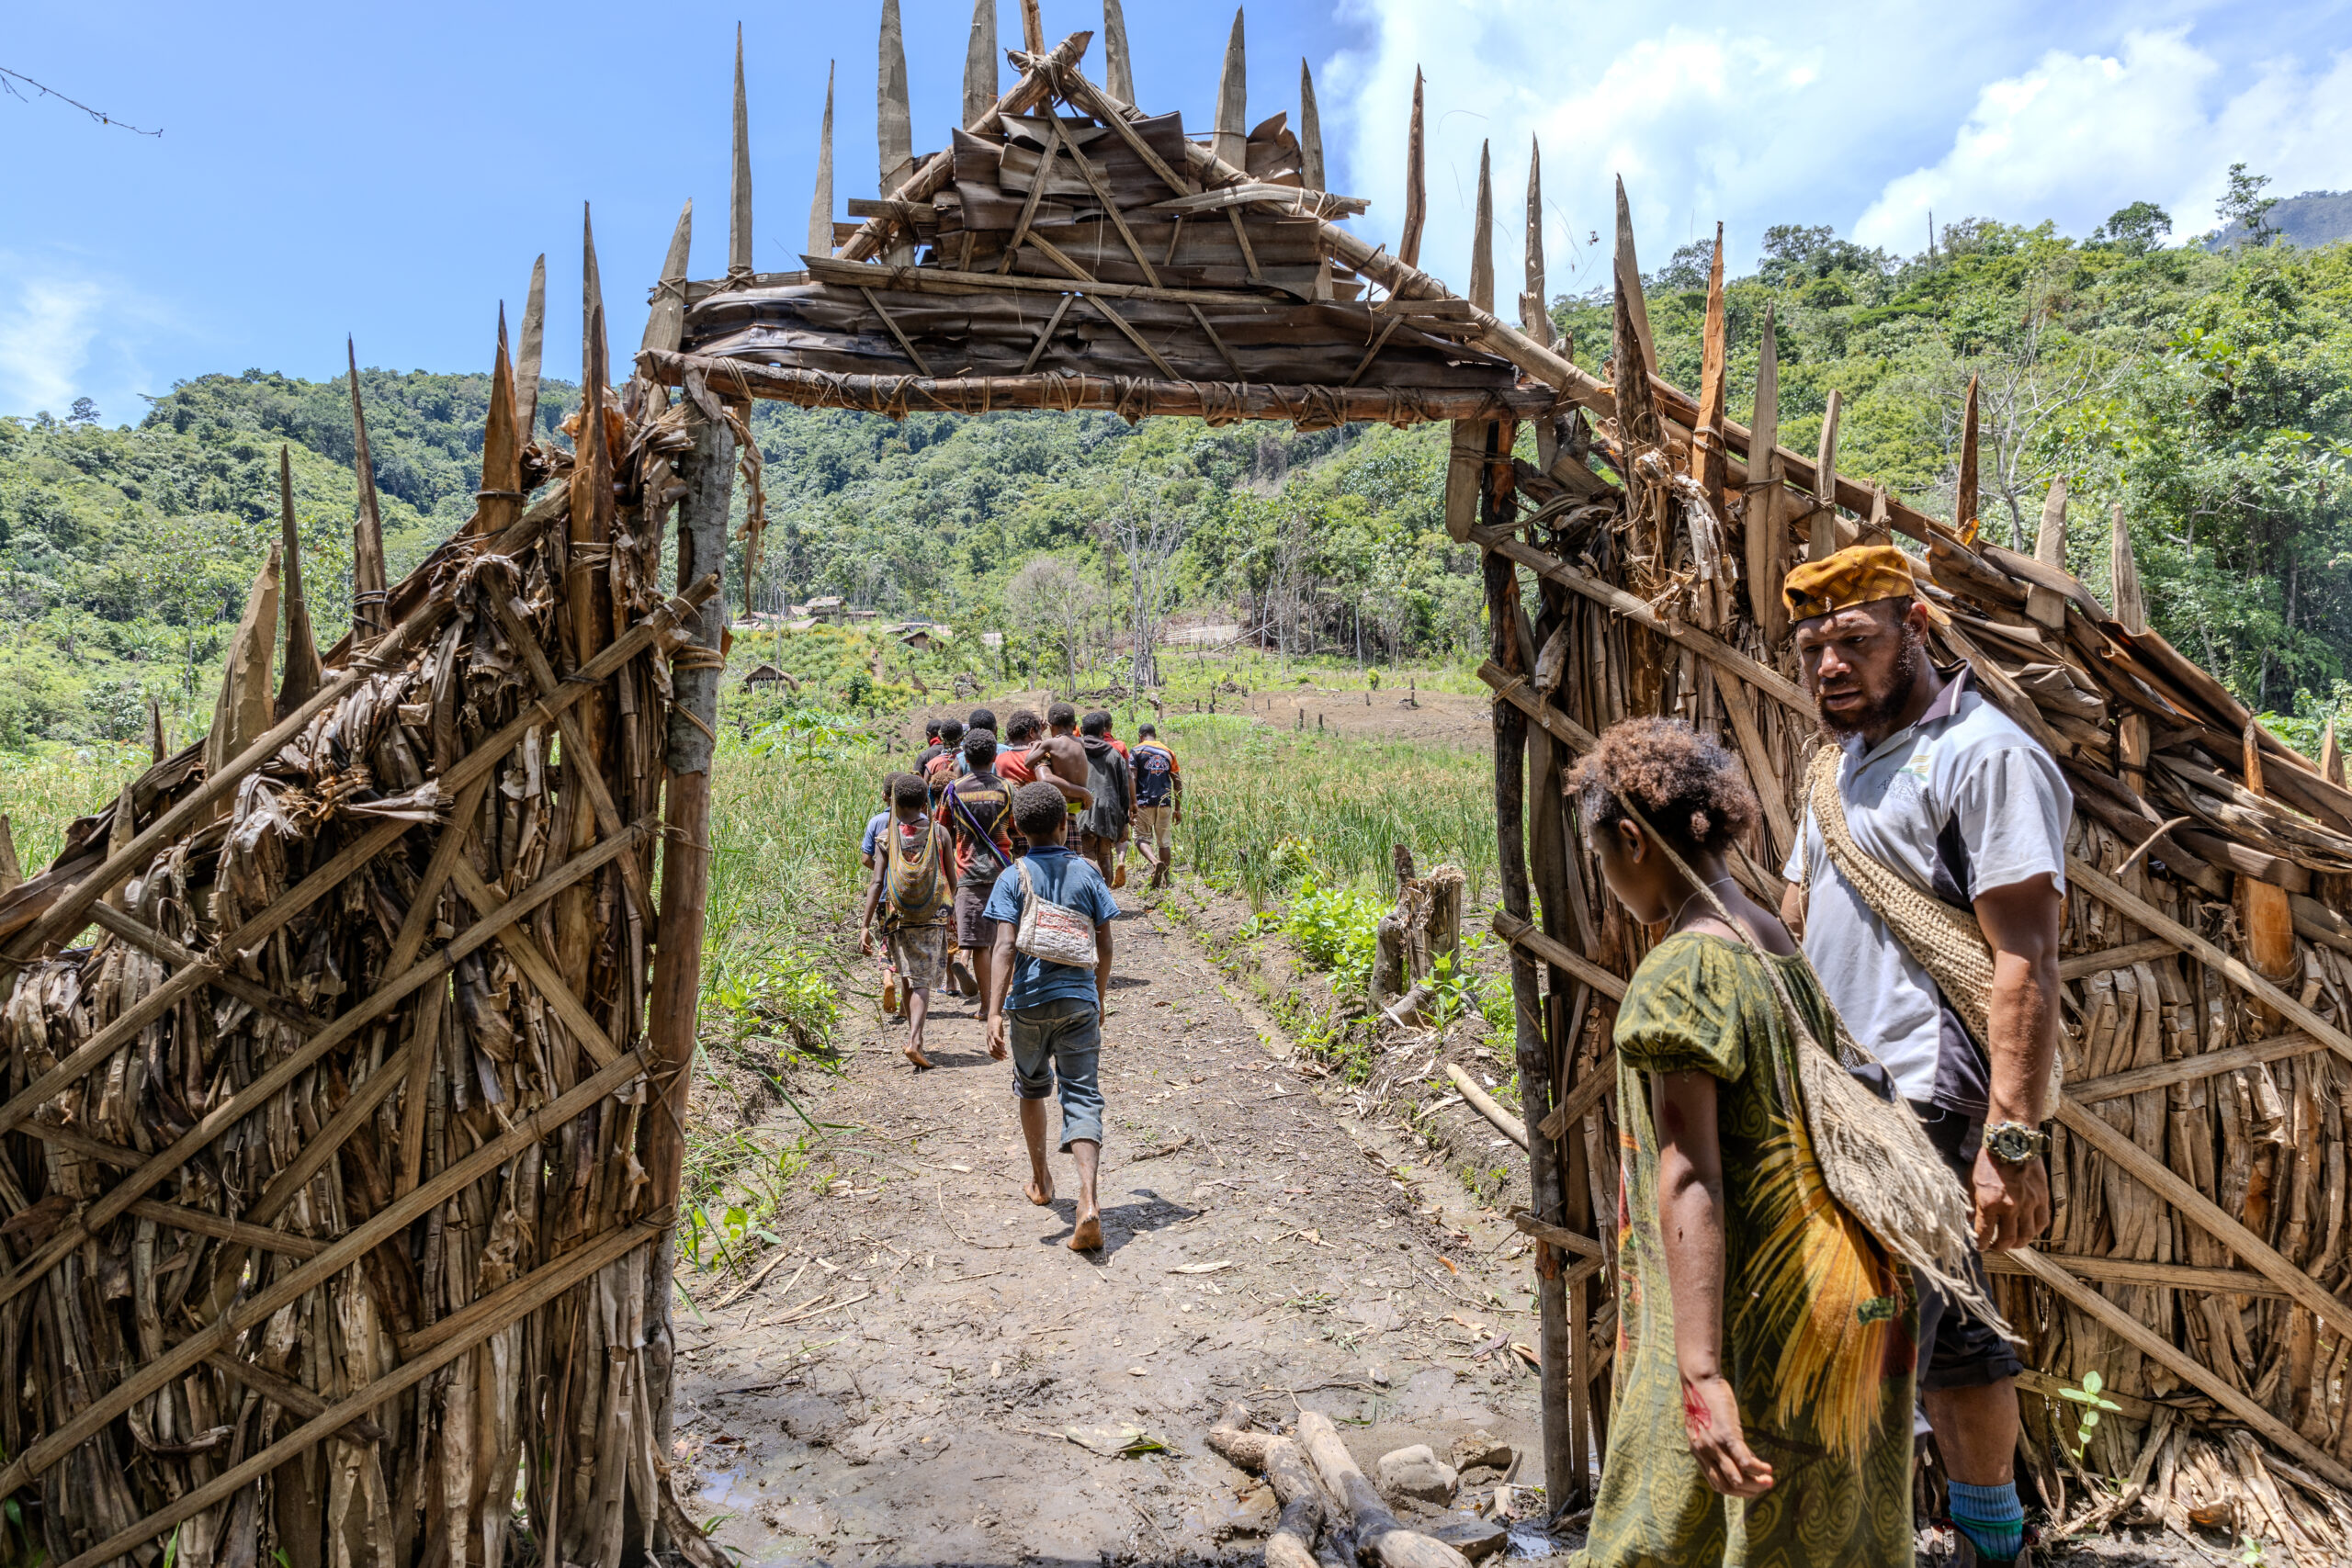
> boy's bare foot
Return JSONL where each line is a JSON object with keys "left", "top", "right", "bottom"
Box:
{"left": 1069, "top": 1213, "right": 1102, "bottom": 1251}
{"left": 903, "top": 1043, "right": 933, "bottom": 1069}
{"left": 1023, "top": 1177, "right": 1054, "bottom": 1205}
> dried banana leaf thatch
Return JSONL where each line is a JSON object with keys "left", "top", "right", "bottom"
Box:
{"left": 0, "top": 377, "right": 718, "bottom": 1568}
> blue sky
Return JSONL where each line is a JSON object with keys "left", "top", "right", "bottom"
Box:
{"left": 4, "top": 1, "right": 2347, "bottom": 423}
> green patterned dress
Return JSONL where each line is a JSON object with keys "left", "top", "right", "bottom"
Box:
{"left": 1572, "top": 931, "right": 1917, "bottom": 1568}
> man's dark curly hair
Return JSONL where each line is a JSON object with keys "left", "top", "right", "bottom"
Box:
{"left": 1566, "top": 716, "right": 1758, "bottom": 854}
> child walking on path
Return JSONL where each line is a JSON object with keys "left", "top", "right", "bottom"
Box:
{"left": 1566, "top": 718, "right": 1917, "bottom": 1568}
{"left": 983, "top": 781, "right": 1119, "bottom": 1251}
{"left": 859, "top": 773, "right": 955, "bottom": 1069}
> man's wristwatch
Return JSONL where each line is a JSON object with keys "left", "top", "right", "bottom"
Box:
{"left": 1983, "top": 1121, "right": 2049, "bottom": 1165}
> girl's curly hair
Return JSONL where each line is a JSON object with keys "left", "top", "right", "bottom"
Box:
{"left": 1566, "top": 716, "right": 1758, "bottom": 853}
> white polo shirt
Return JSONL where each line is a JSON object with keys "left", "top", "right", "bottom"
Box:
{"left": 1781, "top": 666, "right": 2072, "bottom": 1111}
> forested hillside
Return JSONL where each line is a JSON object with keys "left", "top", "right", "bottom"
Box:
{"left": 2, "top": 208, "right": 2347, "bottom": 750}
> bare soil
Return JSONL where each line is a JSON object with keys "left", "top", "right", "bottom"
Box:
{"left": 669, "top": 885, "right": 1560, "bottom": 1567}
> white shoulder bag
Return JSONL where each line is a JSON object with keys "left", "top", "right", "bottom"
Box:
{"left": 1014, "top": 857, "right": 1101, "bottom": 968}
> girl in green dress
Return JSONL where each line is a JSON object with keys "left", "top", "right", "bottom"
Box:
{"left": 1566, "top": 718, "right": 1917, "bottom": 1568}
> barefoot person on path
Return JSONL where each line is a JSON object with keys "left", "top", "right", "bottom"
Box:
{"left": 1566, "top": 718, "right": 1917, "bottom": 1568}
{"left": 943, "top": 728, "right": 1015, "bottom": 1004}
{"left": 983, "top": 781, "right": 1119, "bottom": 1251}
{"left": 1780, "top": 546, "right": 2064, "bottom": 1568}
{"left": 859, "top": 773, "right": 954, "bottom": 1069}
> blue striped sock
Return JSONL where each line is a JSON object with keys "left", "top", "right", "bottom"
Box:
{"left": 1948, "top": 1479, "right": 2024, "bottom": 1562}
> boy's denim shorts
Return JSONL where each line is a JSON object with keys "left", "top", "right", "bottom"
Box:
{"left": 1010, "top": 998, "right": 1103, "bottom": 1149}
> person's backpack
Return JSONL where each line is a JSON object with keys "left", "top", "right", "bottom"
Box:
{"left": 882, "top": 821, "right": 949, "bottom": 927}
{"left": 1012, "top": 857, "right": 1100, "bottom": 968}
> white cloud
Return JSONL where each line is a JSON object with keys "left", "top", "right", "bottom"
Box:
{"left": 1327, "top": 2, "right": 2352, "bottom": 293}
{"left": 0, "top": 269, "right": 107, "bottom": 417}
{"left": 1857, "top": 31, "right": 2352, "bottom": 249}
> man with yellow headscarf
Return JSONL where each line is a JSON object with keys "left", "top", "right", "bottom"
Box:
{"left": 1778, "top": 546, "right": 2068, "bottom": 1568}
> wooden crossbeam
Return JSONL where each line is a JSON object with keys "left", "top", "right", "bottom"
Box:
{"left": 1050, "top": 120, "right": 1161, "bottom": 288}
{"left": 1490, "top": 908, "right": 1626, "bottom": 1002}
{"left": 85, "top": 901, "right": 315, "bottom": 1034}
{"left": 2003, "top": 1247, "right": 2352, "bottom": 1491}
{"left": 999, "top": 114, "right": 1064, "bottom": 273}
{"left": 1019, "top": 230, "right": 1099, "bottom": 284}
{"left": 449, "top": 858, "right": 624, "bottom": 1066}
{"left": 1536, "top": 1049, "right": 1618, "bottom": 1142}
{"left": 1186, "top": 302, "right": 1244, "bottom": 380}
{"left": 858, "top": 286, "right": 935, "bottom": 377}
{"left": 1342, "top": 315, "right": 1403, "bottom": 389}
{"left": 1081, "top": 294, "right": 1180, "bottom": 380}
{"left": 1984, "top": 1249, "right": 2284, "bottom": 1299}
{"left": 1472, "top": 524, "right": 1815, "bottom": 722}
{"left": 1476, "top": 660, "right": 1599, "bottom": 756}
{"left": 1020, "top": 291, "right": 1076, "bottom": 374}
{"left": 1048, "top": 67, "right": 1194, "bottom": 198}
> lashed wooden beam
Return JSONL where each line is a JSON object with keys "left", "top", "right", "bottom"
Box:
{"left": 808, "top": 60, "right": 836, "bottom": 261}
{"left": 730, "top": 25, "right": 755, "bottom": 277}
{"left": 1213, "top": 7, "right": 1248, "bottom": 173}
{"left": 1400, "top": 68, "right": 1426, "bottom": 268}
{"left": 275, "top": 446, "right": 322, "bottom": 715}
{"left": 640, "top": 348, "right": 1556, "bottom": 423}
{"left": 345, "top": 338, "right": 388, "bottom": 640}
{"left": 1298, "top": 57, "right": 1323, "bottom": 194}
{"left": 1019, "top": 0, "right": 1045, "bottom": 54}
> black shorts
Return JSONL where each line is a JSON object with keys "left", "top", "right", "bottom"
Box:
{"left": 1909, "top": 1102, "right": 2027, "bottom": 1393}
{"left": 953, "top": 884, "right": 994, "bottom": 950}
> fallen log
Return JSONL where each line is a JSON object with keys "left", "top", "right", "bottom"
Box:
{"left": 1445, "top": 1063, "right": 1527, "bottom": 1149}
{"left": 1295, "top": 1411, "right": 1473, "bottom": 1568}
{"left": 1208, "top": 1403, "right": 1322, "bottom": 1568}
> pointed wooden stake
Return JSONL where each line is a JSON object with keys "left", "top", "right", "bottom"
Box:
{"left": 808, "top": 61, "right": 837, "bottom": 258}
{"left": 1955, "top": 373, "right": 1981, "bottom": 543}
{"left": 276, "top": 446, "right": 322, "bottom": 716}
{"left": 1104, "top": 0, "right": 1135, "bottom": 107}
{"left": 964, "top": 0, "right": 1000, "bottom": 125}
{"left": 730, "top": 24, "right": 754, "bottom": 279}
{"left": 581, "top": 202, "right": 605, "bottom": 385}
{"left": 641, "top": 198, "right": 695, "bottom": 355}
{"left": 1019, "top": 0, "right": 1045, "bottom": 54}
{"left": 207, "top": 548, "right": 281, "bottom": 795}
{"left": 1213, "top": 8, "right": 1248, "bottom": 173}
{"left": 345, "top": 340, "right": 388, "bottom": 641}
{"left": 878, "top": 0, "right": 913, "bottom": 194}
{"left": 516, "top": 254, "right": 547, "bottom": 444}
{"left": 1519, "top": 135, "right": 1547, "bottom": 344}
{"left": 2109, "top": 501, "right": 2145, "bottom": 633}
{"left": 1690, "top": 221, "right": 1729, "bottom": 511}
{"left": 143, "top": 695, "right": 168, "bottom": 766}
{"left": 477, "top": 310, "right": 522, "bottom": 543}
{"left": 1400, "top": 69, "right": 1426, "bottom": 268}
{"left": 1745, "top": 303, "right": 1790, "bottom": 644}
{"left": 1465, "top": 141, "right": 1495, "bottom": 312}
{"left": 2322, "top": 722, "right": 2344, "bottom": 788}
{"left": 2035, "top": 473, "right": 2069, "bottom": 567}
{"left": 1298, "top": 57, "right": 1323, "bottom": 193}
{"left": 1810, "top": 388, "right": 1843, "bottom": 560}
{"left": 1611, "top": 176, "right": 1657, "bottom": 378}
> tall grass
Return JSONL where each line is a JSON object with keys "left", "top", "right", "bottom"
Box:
{"left": 703, "top": 730, "right": 879, "bottom": 962}
{"left": 0, "top": 743, "right": 154, "bottom": 874}
{"left": 1151, "top": 713, "right": 1497, "bottom": 908}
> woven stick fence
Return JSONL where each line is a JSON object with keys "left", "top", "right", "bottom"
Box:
{"left": 0, "top": 257, "right": 739, "bottom": 1565}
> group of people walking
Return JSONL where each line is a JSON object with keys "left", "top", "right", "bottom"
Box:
{"left": 842, "top": 540, "right": 2059, "bottom": 1563}
{"left": 856, "top": 703, "right": 1181, "bottom": 1251}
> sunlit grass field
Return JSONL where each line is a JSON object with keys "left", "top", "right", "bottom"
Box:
{"left": 0, "top": 742, "right": 154, "bottom": 875}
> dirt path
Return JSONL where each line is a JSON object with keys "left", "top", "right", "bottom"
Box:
{"left": 670, "top": 887, "right": 1561, "bottom": 1566}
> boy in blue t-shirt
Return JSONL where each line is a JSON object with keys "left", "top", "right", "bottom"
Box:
{"left": 982, "top": 781, "right": 1120, "bottom": 1250}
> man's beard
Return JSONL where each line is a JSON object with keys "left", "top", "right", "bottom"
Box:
{"left": 1815, "top": 629, "right": 1925, "bottom": 742}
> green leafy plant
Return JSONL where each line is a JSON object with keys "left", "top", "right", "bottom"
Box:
{"left": 1281, "top": 878, "right": 1383, "bottom": 993}
{"left": 2056, "top": 1369, "right": 2123, "bottom": 1461}
{"left": 706, "top": 947, "right": 840, "bottom": 1059}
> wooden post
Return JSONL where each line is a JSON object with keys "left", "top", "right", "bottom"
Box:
{"left": 2239, "top": 722, "right": 2299, "bottom": 1025}
{"left": 1743, "top": 304, "right": 1788, "bottom": 646}
{"left": 964, "top": 0, "right": 1000, "bottom": 125}
{"left": 2109, "top": 500, "right": 2144, "bottom": 633}
{"left": 1955, "top": 372, "right": 1979, "bottom": 542}
{"left": 276, "top": 446, "right": 322, "bottom": 716}
{"left": 808, "top": 60, "right": 837, "bottom": 260}
{"left": 1809, "top": 387, "right": 1841, "bottom": 560}
{"left": 1467, "top": 140, "right": 1494, "bottom": 312}
{"left": 1482, "top": 431, "right": 1577, "bottom": 1515}
{"left": 1689, "top": 221, "right": 1727, "bottom": 512}
{"left": 730, "top": 24, "right": 753, "bottom": 280}
{"left": 345, "top": 338, "right": 388, "bottom": 640}
{"left": 644, "top": 397, "right": 736, "bottom": 1463}
{"left": 877, "top": 0, "right": 913, "bottom": 195}
{"left": 2035, "top": 473, "right": 2069, "bottom": 569}
{"left": 1102, "top": 0, "right": 1135, "bottom": 105}
{"left": 1611, "top": 177, "right": 1656, "bottom": 378}
{"left": 517, "top": 254, "right": 547, "bottom": 444}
